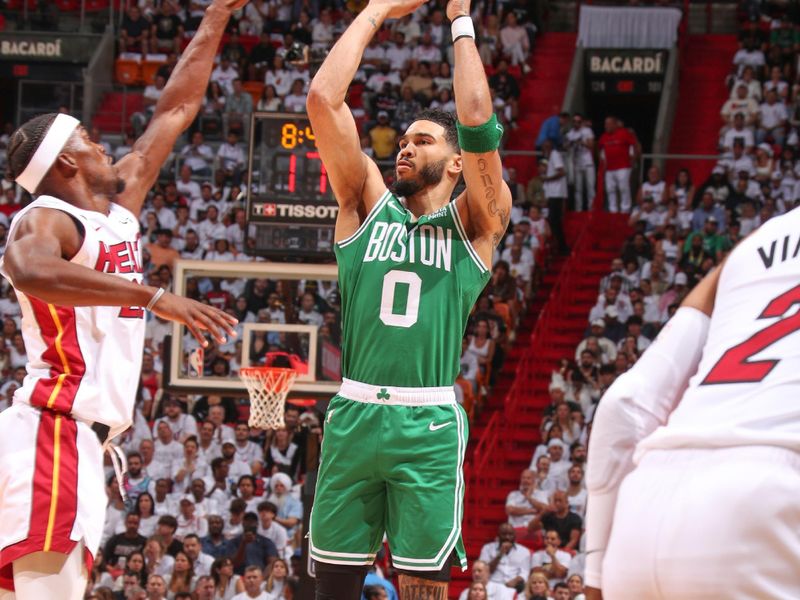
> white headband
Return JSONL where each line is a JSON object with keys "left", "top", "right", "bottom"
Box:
{"left": 15, "top": 114, "right": 80, "bottom": 193}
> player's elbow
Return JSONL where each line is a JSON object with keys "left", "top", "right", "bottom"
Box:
{"left": 306, "top": 86, "right": 337, "bottom": 116}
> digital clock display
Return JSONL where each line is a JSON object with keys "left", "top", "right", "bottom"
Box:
{"left": 245, "top": 112, "right": 338, "bottom": 259}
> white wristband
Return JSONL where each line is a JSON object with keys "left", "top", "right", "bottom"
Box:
{"left": 146, "top": 287, "right": 166, "bottom": 311}
{"left": 451, "top": 15, "right": 475, "bottom": 43}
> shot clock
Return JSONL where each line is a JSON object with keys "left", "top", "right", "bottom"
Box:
{"left": 246, "top": 112, "right": 338, "bottom": 260}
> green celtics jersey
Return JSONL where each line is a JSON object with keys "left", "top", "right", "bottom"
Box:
{"left": 334, "top": 189, "right": 490, "bottom": 388}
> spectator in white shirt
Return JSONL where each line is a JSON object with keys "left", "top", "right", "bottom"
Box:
{"left": 410, "top": 31, "right": 442, "bottom": 65}
{"left": 732, "top": 38, "right": 765, "bottom": 76}
{"left": 226, "top": 208, "right": 248, "bottom": 253}
{"left": 457, "top": 561, "right": 514, "bottom": 600}
{"left": 282, "top": 78, "right": 308, "bottom": 113}
{"left": 763, "top": 65, "right": 788, "bottom": 101}
{"left": 233, "top": 423, "right": 264, "bottom": 474}
{"left": 217, "top": 132, "right": 246, "bottom": 185}
{"left": 176, "top": 164, "right": 202, "bottom": 202}
{"left": 730, "top": 65, "right": 762, "bottom": 101}
{"left": 131, "top": 74, "right": 166, "bottom": 135}
{"left": 499, "top": 12, "right": 530, "bottom": 71}
{"left": 385, "top": 31, "right": 412, "bottom": 70}
{"left": 211, "top": 56, "right": 239, "bottom": 94}
{"left": 506, "top": 469, "right": 549, "bottom": 534}
{"left": 176, "top": 498, "right": 209, "bottom": 538}
{"left": 757, "top": 89, "right": 788, "bottom": 146}
{"left": 180, "top": 229, "right": 206, "bottom": 260}
{"left": 720, "top": 82, "right": 759, "bottom": 127}
{"left": 197, "top": 205, "right": 228, "bottom": 250}
{"left": 181, "top": 131, "right": 215, "bottom": 176}
{"left": 311, "top": 8, "right": 334, "bottom": 50}
{"left": 264, "top": 55, "right": 293, "bottom": 97}
{"left": 154, "top": 396, "right": 198, "bottom": 442}
{"left": 297, "top": 292, "right": 324, "bottom": 327}
{"left": 183, "top": 533, "right": 215, "bottom": 577}
{"left": 153, "top": 421, "right": 185, "bottom": 469}
{"left": 530, "top": 530, "right": 572, "bottom": 588}
{"left": 720, "top": 112, "right": 754, "bottom": 153}
{"left": 366, "top": 61, "right": 402, "bottom": 93}
{"left": 257, "top": 501, "right": 289, "bottom": 556}
{"left": 478, "top": 524, "right": 532, "bottom": 592}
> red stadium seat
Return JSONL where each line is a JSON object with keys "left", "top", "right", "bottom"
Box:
{"left": 115, "top": 59, "right": 142, "bottom": 86}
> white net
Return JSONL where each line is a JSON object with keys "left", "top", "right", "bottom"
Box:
{"left": 239, "top": 367, "right": 298, "bottom": 430}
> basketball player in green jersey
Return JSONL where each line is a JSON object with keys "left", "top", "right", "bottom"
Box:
{"left": 306, "top": 0, "right": 511, "bottom": 596}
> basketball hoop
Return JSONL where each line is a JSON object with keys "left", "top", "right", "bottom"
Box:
{"left": 239, "top": 366, "right": 298, "bottom": 430}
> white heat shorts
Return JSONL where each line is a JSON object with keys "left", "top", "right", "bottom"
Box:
{"left": 603, "top": 446, "right": 800, "bottom": 600}
{"left": 0, "top": 403, "right": 105, "bottom": 591}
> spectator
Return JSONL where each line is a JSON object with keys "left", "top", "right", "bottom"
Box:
{"left": 478, "top": 15, "right": 502, "bottom": 66}
{"left": 530, "top": 530, "right": 571, "bottom": 588}
{"left": 267, "top": 473, "right": 303, "bottom": 534}
{"left": 211, "top": 57, "right": 240, "bottom": 95}
{"left": 506, "top": 469, "right": 549, "bottom": 542}
{"left": 385, "top": 31, "right": 412, "bottom": 71}
{"left": 535, "top": 109, "right": 568, "bottom": 149}
{"left": 478, "top": 524, "right": 532, "bottom": 593}
{"left": 540, "top": 141, "right": 568, "bottom": 255}
{"left": 457, "top": 560, "right": 513, "bottom": 600}
{"left": 183, "top": 534, "right": 215, "bottom": 578}
{"left": 104, "top": 514, "right": 147, "bottom": 568}
{"left": 720, "top": 82, "right": 759, "bottom": 127}
{"left": 283, "top": 78, "right": 309, "bottom": 113}
{"left": 176, "top": 164, "right": 202, "bottom": 202}
{"left": 181, "top": 131, "right": 215, "bottom": 176}
{"left": 131, "top": 75, "right": 166, "bottom": 136}
{"left": 366, "top": 60, "right": 402, "bottom": 95}
{"left": 598, "top": 117, "right": 640, "bottom": 213}
{"left": 247, "top": 32, "right": 276, "bottom": 82}
{"left": 402, "top": 62, "right": 435, "bottom": 102}
{"left": 368, "top": 111, "right": 398, "bottom": 160}
{"left": 119, "top": 5, "right": 150, "bottom": 55}
{"left": 757, "top": 89, "right": 788, "bottom": 145}
{"left": 166, "top": 550, "right": 195, "bottom": 598}
{"left": 564, "top": 113, "right": 595, "bottom": 211}
{"left": 534, "top": 491, "right": 582, "bottom": 552}
{"left": 218, "top": 132, "right": 247, "bottom": 185}
{"left": 257, "top": 84, "right": 282, "bottom": 111}
{"left": 150, "top": 2, "right": 183, "bottom": 54}
{"left": 311, "top": 8, "right": 335, "bottom": 51}
{"left": 176, "top": 498, "right": 208, "bottom": 538}
{"left": 732, "top": 37, "right": 765, "bottom": 76}
{"left": 224, "top": 79, "right": 254, "bottom": 138}
{"left": 145, "top": 574, "right": 167, "bottom": 600}
{"left": 228, "top": 513, "right": 278, "bottom": 575}
{"left": 200, "top": 516, "right": 230, "bottom": 560}
{"left": 146, "top": 229, "right": 181, "bottom": 272}
{"left": 411, "top": 31, "right": 442, "bottom": 65}
{"left": 499, "top": 12, "right": 531, "bottom": 72}
{"left": 691, "top": 191, "right": 726, "bottom": 232}
{"left": 222, "top": 32, "right": 248, "bottom": 74}
{"left": 256, "top": 501, "right": 289, "bottom": 556}
{"left": 720, "top": 112, "right": 755, "bottom": 153}
{"left": 523, "top": 572, "right": 551, "bottom": 600}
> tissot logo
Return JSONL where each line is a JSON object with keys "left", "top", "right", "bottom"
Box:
{"left": 253, "top": 203, "right": 339, "bottom": 220}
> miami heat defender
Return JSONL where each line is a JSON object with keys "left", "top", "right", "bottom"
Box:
{"left": 585, "top": 207, "right": 800, "bottom": 599}
{"left": 0, "top": 1, "right": 242, "bottom": 597}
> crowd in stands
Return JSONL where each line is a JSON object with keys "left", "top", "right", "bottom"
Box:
{"left": 473, "top": 6, "right": 800, "bottom": 599}
{"left": 0, "top": 1, "right": 543, "bottom": 599}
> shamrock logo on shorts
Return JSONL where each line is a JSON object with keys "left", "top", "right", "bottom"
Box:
{"left": 377, "top": 388, "right": 391, "bottom": 401}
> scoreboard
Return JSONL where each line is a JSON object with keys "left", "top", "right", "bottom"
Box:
{"left": 246, "top": 111, "right": 337, "bottom": 260}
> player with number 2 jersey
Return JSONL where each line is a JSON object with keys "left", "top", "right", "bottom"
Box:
{"left": 584, "top": 207, "right": 800, "bottom": 600}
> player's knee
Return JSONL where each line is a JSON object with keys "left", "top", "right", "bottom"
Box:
{"left": 314, "top": 562, "right": 369, "bottom": 600}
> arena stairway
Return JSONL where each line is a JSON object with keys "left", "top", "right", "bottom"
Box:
{"left": 665, "top": 34, "right": 739, "bottom": 184}
{"left": 92, "top": 90, "right": 144, "bottom": 134}
{"left": 503, "top": 32, "right": 577, "bottom": 184}
{"left": 451, "top": 213, "right": 630, "bottom": 597}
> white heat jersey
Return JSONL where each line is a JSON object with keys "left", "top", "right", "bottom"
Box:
{"left": 637, "top": 207, "right": 800, "bottom": 457}
{"left": 0, "top": 195, "right": 145, "bottom": 440}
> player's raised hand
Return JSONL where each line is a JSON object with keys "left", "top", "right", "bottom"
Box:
{"left": 368, "top": 0, "right": 428, "bottom": 20}
{"left": 446, "top": 0, "right": 470, "bottom": 20}
{"left": 151, "top": 292, "right": 238, "bottom": 347}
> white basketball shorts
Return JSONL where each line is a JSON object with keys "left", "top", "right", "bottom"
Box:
{"left": 603, "top": 446, "right": 800, "bottom": 600}
{"left": 0, "top": 403, "right": 105, "bottom": 592}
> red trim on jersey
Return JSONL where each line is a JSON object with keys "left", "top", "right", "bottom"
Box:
{"left": 27, "top": 298, "right": 86, "bottom": 413}
{"left": 0, "top": 411, "right": 81, "bottom": 590}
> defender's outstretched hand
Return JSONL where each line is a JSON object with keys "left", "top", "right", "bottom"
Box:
{"left": 446, "top": 0, "right": 470, "bottom": 20}
{"left": 151, "top": 292, "right": 238, "bottom": 346}
{"left": 368, "top": 0, "right": 428, "bottom": 20}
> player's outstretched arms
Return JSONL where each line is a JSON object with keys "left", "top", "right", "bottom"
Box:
{"left": 448, "top": 0, "right": 511, "bottom": 269}
{"left": 2, "top": 208, "right": 237, "bottom": 347}
{"left": 307, "top": 0, "right": 424, "bottom": 241}
{"left": 114, "top": 0, "right": 247, "bottom": 216}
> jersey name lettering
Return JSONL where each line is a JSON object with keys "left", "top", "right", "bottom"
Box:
{"left": 363, "top": 222, "right": 452, "bottom": 272}
{"left": 95, "top": 239, "right": 143, "bottom": 274}
{"left": 757, "top": 233, "right": 800, "bottom": 269}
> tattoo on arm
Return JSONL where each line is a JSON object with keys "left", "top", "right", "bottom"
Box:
{"left": 477, "top": 158, "right": 509, "bottom": 246}
{"left": 367, "top": 12, "right": 379, "bottom": 28}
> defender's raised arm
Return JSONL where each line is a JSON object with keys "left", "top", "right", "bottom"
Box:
{"left": 115, "top": 0, "right": 247, "bottom": 216}
{"left": 449, "top": 0, "right": 512, "bottom": 267}
{"left": 306, "top": 0, "right": 425, "bottom": 239}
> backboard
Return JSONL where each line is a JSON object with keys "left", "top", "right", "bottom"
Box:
{"left": 164, "top": 259, "right": 341, "bottom": 397}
